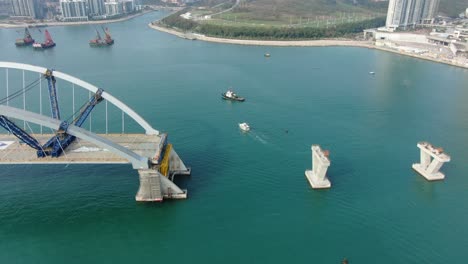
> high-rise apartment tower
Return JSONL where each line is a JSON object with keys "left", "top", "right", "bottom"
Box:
{"left": 385, "top": 0, "right": 440, "bottom": 30}
{"left": 10, "top": 0, "right": 36, "bottom": 18}
{"left": 87, "top": 0, "right": 105, "bottom": 16}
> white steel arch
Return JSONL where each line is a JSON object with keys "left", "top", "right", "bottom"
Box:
{"left": 0, "top": 105, "right": 149, "bottom": 169}
{"left": 0, "top": 61, "right": 159, "bottom": 135}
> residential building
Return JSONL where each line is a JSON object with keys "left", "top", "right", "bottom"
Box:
{"left": 122, "top": 0, "right": 133, "bottom": 13}
{"left": 0, "top": 0, "right": 12, "bottom": 16}
{"left": 385, "top": 0, "right": 440, "bottom": 31}
{"left": 10, "top": 0, "right": 36, "bottom": 18}
{"left": 104, "top": 0, "right": 122, "bottom": 17}
{"left": 60, "top": 0, "right": 87, "bottom": 21}
{"left": 87, "top": 0, "right": 105, "bottom": 16}
{"left": 34, "top": 0, "right": 44, "bottom": 18}
{"left": 420, "top": 0, "right": 439, "bottom": 24}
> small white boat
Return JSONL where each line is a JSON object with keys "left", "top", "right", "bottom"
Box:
{"left": 32, "top": 42, "right": 42, "bottom": 49}
{"left": 369, "top": 71, "right": 375, "bottom": 75}
{"left": 239, "top": 122, "right": 250, "bottom": 132}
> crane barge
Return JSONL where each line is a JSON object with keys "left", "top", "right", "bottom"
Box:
{"left": 33, "top": 29, "right": 56, "bottom": 49}
{"left": 15, "top": 28, "right": 35, "bottom": 46}
{"left": 90, "top": 27, "right": 114, "bottom": 47}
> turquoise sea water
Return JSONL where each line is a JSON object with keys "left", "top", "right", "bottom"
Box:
{"left": 0, "top": 12, "right": 468, "bottom": 263}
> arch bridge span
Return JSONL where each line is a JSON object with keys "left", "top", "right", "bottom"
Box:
{"left": 0, "top": 61, "right": 158, "bottom": 135}
{"left": 0, "top": 62, "right": 190, "bottom": 202}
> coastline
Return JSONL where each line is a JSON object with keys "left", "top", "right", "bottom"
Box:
{"left": 369, "top": 46, "right": 468, "bottom": 70}
{"left": 0, "top": 10, "right": 153, "bottom": 29}
{"left": 148, "top": 23, "right": 468, "bottom": 70}
{"left": 148, "top": 23, "right": 373, "bottom": 48}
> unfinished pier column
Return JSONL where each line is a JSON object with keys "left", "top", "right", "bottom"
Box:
{"left": 137, "top": 133, "right": 189, "bottom": 202}
{"left": 136, "top": 169, "right": 163, "bottom": 202}
{"left": 305, "top": 145, "right": 331, "bottom": 189}
{"left": 135, "top": 168, "right": 188, "bottom": 202}
{"left": 412, "top": 142, "right": 450, "bottom": 181}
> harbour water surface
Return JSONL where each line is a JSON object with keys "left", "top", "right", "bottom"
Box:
{"left": 0, "top": 12, "right": 468, "bottom": 263}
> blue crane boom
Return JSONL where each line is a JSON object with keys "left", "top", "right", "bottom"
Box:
{"left": 0, "top": 115, "right": 45, "bottom": 155}
{"left": 72, "top": 88, "right": 104, "bottom": 127}
{"left": 0, "top": 69, "right": 103, "bottom": 159}
{"left": 38, "top": 88, "right": 104, "bottom": 157}
{"left": 44, "top": 69, "right": 60, "bottom": 120}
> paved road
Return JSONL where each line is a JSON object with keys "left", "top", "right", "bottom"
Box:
{"left": 210, "top": 0, "right": 240, "bottom": 17}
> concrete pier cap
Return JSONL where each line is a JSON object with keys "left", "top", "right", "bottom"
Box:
{"left": 412, "top": 141, "right": 451, "bottom": 181}
{"left": 305, "top": 144, "right": 331, "bottom": 189}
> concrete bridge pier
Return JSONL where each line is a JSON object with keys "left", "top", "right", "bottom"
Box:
{"left": 305, "top": 145, "right": 331, "bottom": 189}
{"left": 136, "top": 169, "right": 164, "bottom": 202}
{"left": 412, "top": 142, "right": 450, "bottom": 181}
{"left": 136, "top": 146, "right": 190, "bottom": 202}
{"left": 135, "top": 169, "right": 187, "bottom": 202}
{"left": 136, "top": 169, "right": 188, "bottom": 202}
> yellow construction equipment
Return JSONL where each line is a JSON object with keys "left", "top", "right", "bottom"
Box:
{"left": 159, "top": 143, "right": 172, "bottom": 177}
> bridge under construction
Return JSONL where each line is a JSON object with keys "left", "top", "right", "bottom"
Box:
{"left": 0, "top": 62, "right": 191, "bottom": 202}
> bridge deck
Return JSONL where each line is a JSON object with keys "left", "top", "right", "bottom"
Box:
{"left": 0, "top": 134, "right": 161, "bottom": 165}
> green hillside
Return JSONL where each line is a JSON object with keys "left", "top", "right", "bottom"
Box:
{"left": 184, "top": 0, "right": 466, "bottom": 19}
{"left": 235, "top": 0, "right": 387, "bottom": 18}
{"left": 210, "top": 0, "right": 387, "bottom": 26}
{"left": 438, "top": 0, "right": 466, "bottom": 17}
{"left": 158, "top": 0, "right": 464, "bottom": 40}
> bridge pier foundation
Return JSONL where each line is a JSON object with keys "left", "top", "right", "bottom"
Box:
{"left": 305, "top": 145, "right": 331, "bottom": 189}
{"left": 412, "top": 142, "right": 450, "bottom": 181}
{"left": 136, "top": 169, "right": 163, "bottom": 202}
{"left": 136, "top": 169, "right": 188, "bottom": 202}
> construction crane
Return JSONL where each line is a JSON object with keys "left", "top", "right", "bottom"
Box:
{"left": 38, "top": 87, "right": 104, "bottom": 157}
{"left": 15, "top": 28, "right": 35, "bottom": 46}
{"left": 0, "top": 69, "right": 104, "bottom": 158}
{"left": 44, "top": 69, "right": 60, "bottom": 120}
{"left": 33, "top": 29, "right": 55, "bottom": 49}
{"left": 0, "top": 115, "right": 43, "bottom": 152}
{"left": 103, "top": 27, "right": 114, "bottom": 45}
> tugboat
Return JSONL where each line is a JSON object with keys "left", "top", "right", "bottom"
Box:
{"left": 222, "top": 89, "right": 245, "bottom": 102}
{"left": 239, "top": 122, "right": 250, "bottom": 132}
{"left": 89, "top": 27, "right": 114, "bottom": 47}
{"left": 15, "top": 28, "right": 35, "bottom": 46}
{"left": 33, "top": 29, "right": 56, "bottom": 49}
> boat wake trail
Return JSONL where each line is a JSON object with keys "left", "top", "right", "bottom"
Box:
{"left": 253, "top": 133, "right": 268, "bottom": 145}
{"left": 246, "top": 130, "right": 269, "bottom": 145}
{"left": 245, "top": 129, "right": 309, "bottom": 155}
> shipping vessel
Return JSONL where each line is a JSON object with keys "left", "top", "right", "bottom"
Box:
{"left": 222, "top": 89, "right": 245, "bottom": 102}
{"left": 15, "top": 28, "right": 35, "bottom": 46}
{"left": 33, "top": 29, "right": 56, "bottom": 49}
{"left": 90, "top": 27, "right": 114, "bottom": 47}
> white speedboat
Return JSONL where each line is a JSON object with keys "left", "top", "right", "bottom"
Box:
{"left": 369, "top": 71, "right": 375, "bottom": 75}
{"left": 239, "top": 122, "right": 250, "bottom": 132}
